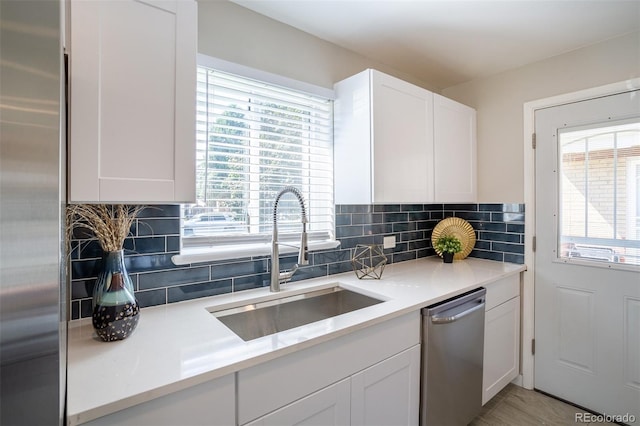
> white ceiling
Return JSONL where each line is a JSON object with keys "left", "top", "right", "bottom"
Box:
{"left": 230, "top": 0, "right": 640, "bottom": 89}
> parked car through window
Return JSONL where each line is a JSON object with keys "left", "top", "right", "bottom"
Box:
{"left": 183, "top": 212, "right": 247, "bottom": 236}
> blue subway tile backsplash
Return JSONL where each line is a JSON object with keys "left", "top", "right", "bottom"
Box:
{"left": 69, "top": 203, "right": 525, "bottom": 320}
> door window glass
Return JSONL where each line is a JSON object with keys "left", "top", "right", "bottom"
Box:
{"left": 558, "top": 120, "right": 640, "bottom": 266}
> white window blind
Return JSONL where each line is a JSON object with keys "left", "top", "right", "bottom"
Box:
{"left": 181, "top": 66, "right": 335, "bottom": 257}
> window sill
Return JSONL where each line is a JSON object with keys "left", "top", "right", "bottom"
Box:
{"left": 172, "top": 240, "right": 341, "bottom": 265}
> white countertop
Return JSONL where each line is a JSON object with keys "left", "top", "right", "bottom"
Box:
{"left": 67, "top": 257, "right": 525, "bottom": 425}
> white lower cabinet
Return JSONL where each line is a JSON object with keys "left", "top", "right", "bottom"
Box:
{"left": 247, "top": 345, "right": 420, "bottom": 426}
{"left": 245, "top": 378, "right": 351, "bottom": 426}
{"left": 79, "top": 313, "right": 419, "bottom": 426}
{"left": 245, "top": 346, "right": 421, "bottom": 426}
{"left": 238, "top": 312, "right": 421, "bottom": 425}
{"left": 351, "top": 346, "right": 421, "bottom": 426}
{"left": 483, "top": 275, "right": 521, "bottom": 405}
{"left": 82, "top": 374, "right": 235, "bottom": 426}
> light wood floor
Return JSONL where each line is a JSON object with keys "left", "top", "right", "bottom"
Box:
{"left": 470, "top": 384, "right": 618, "bottom": 426}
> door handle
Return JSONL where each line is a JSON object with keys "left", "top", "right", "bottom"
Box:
{"left": 430, "top": 301, "right": 485, "bottom": 324}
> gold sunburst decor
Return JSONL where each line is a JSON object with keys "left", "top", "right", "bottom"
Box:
{"left": 432, "top": 217, "right": 476, "bottom": 260}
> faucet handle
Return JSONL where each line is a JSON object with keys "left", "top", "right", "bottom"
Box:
{"left": 298, "top": 231, "right": 309, "bottom": 265}
{"left": 278, "top": 264, "right": 299, "bottom": 284}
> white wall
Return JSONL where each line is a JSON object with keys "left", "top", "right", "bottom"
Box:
{"left": 196, "top": 0, "right": 438, "bottom": 92}
{"left": 442, "top": 31, "right": 640, "bottom": 203}
{"left": 198, "top": 2, "right": 639, "bottom": 203}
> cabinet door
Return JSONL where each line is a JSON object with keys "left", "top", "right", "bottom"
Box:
{"left": 81, "top": 374, "right": 235, "bottom": 426}
{"left": 245, "top": 378, "right": 350, "bottom": 426}
{"left": 238, "top": 312, "right": 420, "bottom": 424}
{"left": 69, "top": 0, "right": 196, "bottom": 203}
{"left": 483, "top": 296, "right": 520, "bottom": 405}
{"left": 334, "top": 69, "right": 374, "bottom": 204}
{"left": 371, "top": 71, "right": 434, "bottom": 203}
{"left": 351, "top": 345, "right": 420, "bottom": 426}
{"left": 433, "top": 93, "right": 477, "bottom": 202}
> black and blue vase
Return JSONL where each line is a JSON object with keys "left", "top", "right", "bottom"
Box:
{"left": 92, "top": 250, "right": 140, "bottom": 342}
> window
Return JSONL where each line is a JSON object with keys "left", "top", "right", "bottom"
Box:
{"left": 178, "top": 60, "right": 336, "bottom": 262}
{"left": 558, "top": 119, "right": 640, "bottom": 266}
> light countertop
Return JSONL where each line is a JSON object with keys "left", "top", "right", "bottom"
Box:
{"left": 67, "top": 257, "right": 525, "bottom": 425}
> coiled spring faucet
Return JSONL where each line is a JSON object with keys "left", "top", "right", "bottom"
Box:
{"left": 270, "top": 187, "right": 309, "bottom": 292}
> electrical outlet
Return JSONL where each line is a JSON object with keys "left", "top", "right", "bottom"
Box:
{"left": 383, "top": 235, "right": 396, "bottom": 249}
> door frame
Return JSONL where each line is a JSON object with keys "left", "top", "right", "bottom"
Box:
{"left": 521, "top": 77, "right": 640, "bottom": 390}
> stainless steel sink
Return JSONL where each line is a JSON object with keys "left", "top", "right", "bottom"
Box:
{"left": 209, "top": 286, "right": 384, "bottom": 341}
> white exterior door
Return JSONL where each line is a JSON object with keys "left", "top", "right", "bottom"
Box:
{"left": 534, "top": 90, "right": 640, "bottom": 423}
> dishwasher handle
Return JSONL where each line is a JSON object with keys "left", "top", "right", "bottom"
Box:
{"left": 430, "top": 300, "right": 485, "bottom": 324}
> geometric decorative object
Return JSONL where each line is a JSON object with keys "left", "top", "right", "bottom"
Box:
{"left": 432, "top": 217, "right": 476, "bottom": 260}
{"left": 351, "top": 244, "right": 388, "bottom": 279}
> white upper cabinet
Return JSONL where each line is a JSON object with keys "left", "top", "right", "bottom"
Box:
{"left": 433, "top": 93, "right": 477, "bottom": 202}
{"left": 69, "top": 0, "right": 196, "bottom": 203}
{"left": 334, "top": 69, "right": 434, "bottom": 204}
{"left": 334, "top": 69, "right": 477, "bottom": 204}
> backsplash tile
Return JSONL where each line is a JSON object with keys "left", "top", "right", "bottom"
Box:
{"left": 69, "top": 203, "right": 525, "bottom": 320}
{"left": 136, "top": 288, "right": 167, "bottom": 307}
{"left": 168, "top": 279, "right": 233, "bottom": 303}
{"left": 138, "top": 267, "right": 210, "bottom": 290}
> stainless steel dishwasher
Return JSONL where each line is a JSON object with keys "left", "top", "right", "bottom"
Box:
{"left": 420, "top": 287, "right": 486, "bottom": 426}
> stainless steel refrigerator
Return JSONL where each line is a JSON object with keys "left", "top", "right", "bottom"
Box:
{"left": 0, "top": 1, "right": 66, "bottom": 425}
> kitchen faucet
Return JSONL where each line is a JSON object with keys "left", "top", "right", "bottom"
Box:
{"left": 270, "top": 187, "right": 309, "bottom": 292}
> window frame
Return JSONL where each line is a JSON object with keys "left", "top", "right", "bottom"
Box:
{"left": 174, "top": 56, "right": 338, "bottom": 265}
